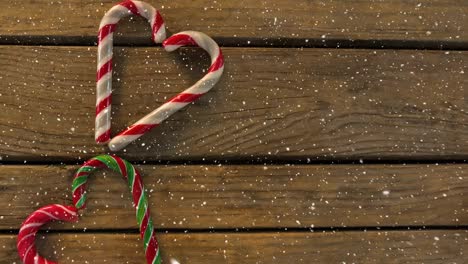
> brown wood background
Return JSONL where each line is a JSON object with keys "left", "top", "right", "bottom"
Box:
{"left": 0, "top": 0, "right": 466, "bottom": 263}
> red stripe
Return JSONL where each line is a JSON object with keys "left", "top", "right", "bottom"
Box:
{"left": 96, "top": 95, "right": 111, "bottom": 115}
{"left": 96, "top": 129, "right": 111, "bottom": 143}
{"left": 145, "top": 237, "right": 157, "bottom": 264}
{"left": 140, "top": 212, "right": 149, "bottom": 238}
{"left": 98, "top": 24, "right": 116, "bottom": 43}
{"left": 117, "top": 124, "right": 158, "bottom": 136}
{"left": 97, "top": 59, "right": 112, "bottom": 81}
{"left": 84, "top": 158, "right": 106, "bottom": 168}
{"left": 74, "top": 171, "right": 90, "bottom": 178}
{"left": 163, "top": 34, "right": 197, "bottom": 47}
{"left": 74, "top": 159, "right": 106, "bottom": 207}
{"left": 119, "top": 0, "right": 141, "bottom": 16}
{"left": 170, "top": 93, "right": 204, "bottom": 103}
{"left": 114, "top": 156, "right": 128, "bottom": 179}
{"left": 72, "top": 185, "right": 86, "bottom": 207}
{"left": 151, "top": 12, "right": 164, "bottom": 42}
{"left": 132, "top": 182, "right": 143, "bottom": 209}
{"left": 208, "top": 51, "right": 224, "bottom": 72}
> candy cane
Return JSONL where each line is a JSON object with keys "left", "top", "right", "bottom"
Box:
{"left": 96, "top": 0, "right": 166, "bottom": 144}
{"left": 108, "top": 30, "right": 225, "bottom": 151}
{"left": 17, "top": 204, "right": 78, "bottom": 264}
{"left": 71, "top": 155, "right": 161, "bottom": 264}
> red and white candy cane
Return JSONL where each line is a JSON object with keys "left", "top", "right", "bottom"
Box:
{"left": 17, "top": 204, "right": 78, "bottom": 264}
{"left": 108, "top": 30, "right": 225, "bottom": 151}
{"left": 96, "top": 0, "right": 166, "bottom": 144}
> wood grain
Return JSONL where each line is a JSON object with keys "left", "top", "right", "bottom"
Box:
{"left": 2, "top": 231, "right": 467, "bottom": 263}
{"left": 0, "top": 0, "right": 466, "bottom": 47}
{"left": 0, "top": 164, "right": 466, "bottom": 230}
{"left": 0, "top": 46, "right": 466, "bottom": 161}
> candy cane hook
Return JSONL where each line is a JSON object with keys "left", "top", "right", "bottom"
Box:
{"left": 71, "top": 155, "right": 161, "bottom": 264}
{"left": 96, "top": 0, "right": 166, "bottom": 144}
{"left": 17, "top": 204, "right": 79, "bottom": 264}
{"left": 108, "top": 30, "right": 224, "bottom": 151}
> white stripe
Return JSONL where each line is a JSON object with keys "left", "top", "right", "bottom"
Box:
{"left": 131, "top": 166, "right": 137, "bottom": 193}
{"left": 96, "top": 73, "right": 112, "bottom": 99}
{"left": 133, "top": 0, "right": 153, "bottom": 21}
{"left": 99, "top": 5, "right": 129, "bottom": 29}
{"left": 55, "top": 204, "right": 77, "bottom": 216}
{"left": 20, "top": 222, "right": 43, "bottom": 232}
{"left": 163, "top": 44, "right": 183, "bottom": 52}
{"left": 153, "top": 24, "right": 166, "bottom": 43}
{"left": 137, "top": 188, "right": 146, "bottom": 218}
{"left": 146, "top": 7, "right": 157, "bottom": 25}
{"left": 37, "top": 210, "right": 59, "bottom": 220}
{"left": 97, "top": 40, "right": 114, "bottom": 69}
{"left": 17, "top": 232, "right": 35, "bottom": 247}
{"left": 95, "top": 108, "right": 111, "bottom": 125}
{"left": 96, "top": 55, "right": 113, "bottom": 73}
{"left": 23, "top": 243, "right": 34, "bottom": 263}
{"left": 95, "top": 118, "right": 112, "bottom": 139}
{"left": 34, "top": 252, "right": 39, "bottom": 264}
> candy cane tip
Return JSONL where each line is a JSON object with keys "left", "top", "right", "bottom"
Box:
{"left": 163, "top": 44, "right": 182, "bottom": 52}
{"left": 108, "top": 142, "right": 124, "bottom": 152}
{"left": 170, "top": 258, "right": 181, "bottom": 264}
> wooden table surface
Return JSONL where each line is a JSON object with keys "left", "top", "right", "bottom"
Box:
{"left": 0, "top": 0, "right": 467, "bottom": 263}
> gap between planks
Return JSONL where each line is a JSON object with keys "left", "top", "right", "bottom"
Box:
{"left": 3, "top": 226, "right": 468, "bottom": 235}
{"left": 1, "top": 36, "right": 467, "bottom": 51}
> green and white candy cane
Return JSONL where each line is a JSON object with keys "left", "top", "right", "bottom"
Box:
{"left": 72, "top": 155, "right": 161, "bottom": 264}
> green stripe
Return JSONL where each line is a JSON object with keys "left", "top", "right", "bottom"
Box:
{"left": 136, "top": 191, "right": 147, "bottom": 225}
{"left": 72, "top": 175, "right": 88, "bottom": 193}
{"left": 95, "top": 155, "right": 120, "bottom": 172}
{"left": 143, "top": 219, "right": 153, "bottom": 249}
{"left": 124, "top": 160, "right": 135, "bottom": 191}
{"left": 77, "top": 166, "right": 95, "bottom": 173}
{"left": 153, "top": 251, "right": 161, "bottom": 264}
{"left": 75, "top": 193, "right": 87, "bottom": 208}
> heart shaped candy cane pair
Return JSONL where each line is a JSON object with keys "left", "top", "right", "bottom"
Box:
{"left": 95, "top": 0, "right": 225, "bottom": 151}
{"left": 17, "top": 155, "right": 160, "bottom": 264}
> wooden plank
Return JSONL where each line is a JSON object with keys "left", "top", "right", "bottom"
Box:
{"left": 2, "top": 231, "right": 467, "bottom": 263}
{"left": 0, "top": 1, "right": 467, "bottom": 47}
{"left": 1, "top": 164, "right": 467, "bottom": 230}
{"left": 0, "top": 46, "right": 466, "bottom": 161}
